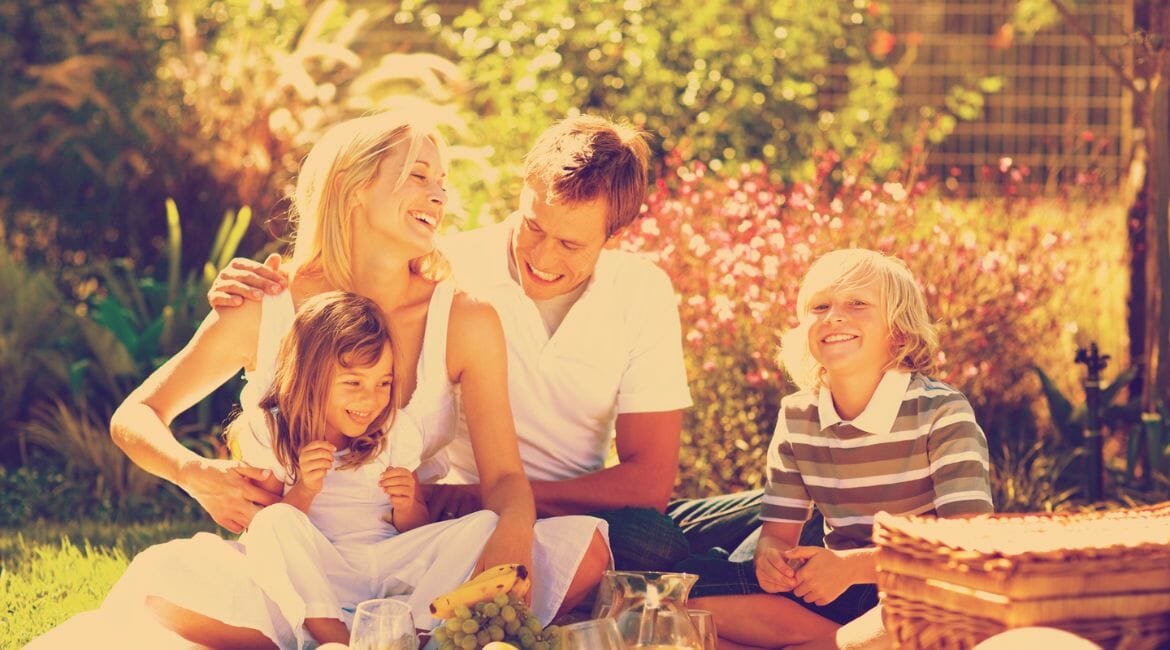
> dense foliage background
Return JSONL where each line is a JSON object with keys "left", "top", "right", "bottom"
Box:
{"left": 0, "top": 0, "right": 1163, "bottom": 529}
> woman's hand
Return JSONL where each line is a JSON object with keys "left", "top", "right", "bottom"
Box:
{"left": 477, "top": 520, "right": 536, "bottom": 605}
{"left": 295, "top": 440, "right": 336, "bottom": 495}
{"left": 179, "top": 458, "right": 280, "bottom": 533}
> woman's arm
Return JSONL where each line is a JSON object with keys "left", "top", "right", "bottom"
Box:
{"left": 446, "top": 293, "right": 536, "bottom": 571}
{"left": 110, "top": 300, "right": 280, "bottom": 532}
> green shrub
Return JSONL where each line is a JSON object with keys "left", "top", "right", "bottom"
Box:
{"left": 423, "top": 0, "right": 996, "bottom": 222}
{"left": 0, "top": 248, "right": 74, "bottom": 462}
{"left": 0, "top": 464, "right": 199, "bottom": 526}
{"left": 3, "top": 0, "right": 479, "bottom": 262}
{"left": 624, "top": 154, "right": 1127, "bottom": 498}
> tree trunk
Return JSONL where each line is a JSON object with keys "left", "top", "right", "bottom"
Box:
{"left": 1148, "top": 82, "right": 1170, "bottom": 411}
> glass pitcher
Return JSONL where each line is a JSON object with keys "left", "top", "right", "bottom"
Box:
{"left": 598, "top": 570, "right": 702, "bottom": 649}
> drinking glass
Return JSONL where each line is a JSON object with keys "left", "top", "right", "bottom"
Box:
{"left": 558, "top": 617, "right": 627, "bottom": 650}
{"left": 349, "top": 598, "right": 419, "bottom": 650}
{"left": 688, "top": 610, "right": 718, "bottom": 650}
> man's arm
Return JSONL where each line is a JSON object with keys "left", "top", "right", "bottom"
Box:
{"left": 530, "top": 409, "right": 681, "bottom": 516}
{"left": 427, "top": 409, "right": 681, "bottom": 519}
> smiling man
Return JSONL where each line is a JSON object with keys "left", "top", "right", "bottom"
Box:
{"left": 428, "top": 116, "right": 696, "bottom": 569}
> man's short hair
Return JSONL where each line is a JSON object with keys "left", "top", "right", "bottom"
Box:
{"left": 524, "top": 115, "right": 650, "bottom": 238}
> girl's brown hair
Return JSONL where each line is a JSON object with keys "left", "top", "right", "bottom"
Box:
{"left": 259, "top": 291, "right": 397, "bottom": 483}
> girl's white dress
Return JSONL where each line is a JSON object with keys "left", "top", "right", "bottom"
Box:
{"left": 30, "top": 281, "right": 607, "bottom": 649}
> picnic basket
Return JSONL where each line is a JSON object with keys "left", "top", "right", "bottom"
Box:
{"left": 872, "top": 502, "right": 1170, "bottom": 649}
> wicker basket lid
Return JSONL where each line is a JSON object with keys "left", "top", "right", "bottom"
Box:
{"left": 873, "top": 502, "right": 1170, "bottom": 558}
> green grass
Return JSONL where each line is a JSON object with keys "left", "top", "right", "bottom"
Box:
{"left": 0, "top": 518, "right": 222, "bottom": 649}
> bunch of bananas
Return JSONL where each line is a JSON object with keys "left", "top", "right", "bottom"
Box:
{"left": 429, "top": 563, "right": 532, "bottom": 619}
{"left": 429, "top": 564, "right": 561, "bottom": 650}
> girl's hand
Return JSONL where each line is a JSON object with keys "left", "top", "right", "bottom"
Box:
{"left": 296, "top": 440, "right": 336, "bottom": 494}
{"left": 379, "top": 466, "right": 420, "bottom": 509}
{"left": 784, "top": 546, "right": 853, "bottom": 606}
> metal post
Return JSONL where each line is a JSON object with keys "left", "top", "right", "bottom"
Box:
{"left": 1075, "top": 343, "right": 1109, "bottom": 501}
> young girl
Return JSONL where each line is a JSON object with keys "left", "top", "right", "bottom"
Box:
{"left": 233, "top": 290, "right": 493, "bottom": 647}
{"left": 690, "top": 248, "right": 994, "bottom": 649}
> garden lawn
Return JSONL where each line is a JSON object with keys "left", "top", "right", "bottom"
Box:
{"left": 0, "top": 518, "right": 221, "bottom": 649}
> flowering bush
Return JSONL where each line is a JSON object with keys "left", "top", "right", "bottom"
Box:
{"left": 622, "top": 153, "right": 1126, "bottom": 497}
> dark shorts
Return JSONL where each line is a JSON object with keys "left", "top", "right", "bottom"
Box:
{"left": 588, "top": 489, "right": 771, "bottom": 571}
{"left": 674, "top": 551, "right": 878, "bottom": 625}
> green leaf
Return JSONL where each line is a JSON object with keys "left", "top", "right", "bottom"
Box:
{"left": 1100, "top": 366, "right": 1138, "bottom": 406}
{"left": 165, "top": 199, "right": 182, "bottom": 307}
{"left": 216, "top": 206, "right": 253, "bottom": 271}
{"left": 206, "top": 208, "right": 234, "bottom": 272}
{"left": 1031, "top": 365, "right": 1075, "bottom": 433}
{"left": 1126, "top": 423, "right": 1142, "bottom": 482}
{"left": 90, "top": 298, "right": 140, "bottom": 355}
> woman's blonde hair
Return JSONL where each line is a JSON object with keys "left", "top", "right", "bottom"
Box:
{"left": 779, "top": 248, "right": 938, "bottom": 391}
{"left": 289, "top": 110, "right": 449, "bottom": 288}
{"left": 258, "top": 291, "right": 397, "bottom": 483}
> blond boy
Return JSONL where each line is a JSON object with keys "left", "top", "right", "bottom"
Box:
{"left": 691, "top": 249, "right": 993, "bottom": 649}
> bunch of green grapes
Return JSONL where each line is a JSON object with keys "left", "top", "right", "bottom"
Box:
{"left": 431, "top": 592, "right": 562, "bottom": 650}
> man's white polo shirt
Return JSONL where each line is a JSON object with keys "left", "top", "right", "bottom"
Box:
{"left": 436, "top": 215, "right": 693, "bottom": 482}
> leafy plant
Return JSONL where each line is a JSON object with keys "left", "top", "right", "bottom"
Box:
{"left": 422, "top": 0, "right": 1002, "bottom": 222}
{"left": 3, "top": 0, "right": 482, "bottom": 262}
{"left": 31, "top": 199, "right": 253, "bottom": 490}
{"left": 21, "top": 398, "right": 161, "bottom": 512}
{"left": 69, "top": 200, "right": 250, "bottom": 411}
{"left": 1031, "top": 364, "right": 1138, "bottom": 450}
{"left": 0, "top": 248, "right": 74, "bottom": 463}
{"left": 1133, "top": 410, "right": 1170, "bottom": 484}
{"left": 0, "top": 0, "right": 165, "bottom": 257}
{"left": 990, "top": 440, "right": 1080, "bottom": 513}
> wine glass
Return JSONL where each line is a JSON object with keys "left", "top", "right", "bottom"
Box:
{"left": 558, "top": 617, "right": 626, "bottom": 649}
{"left": 349, "top": 598, "right": 418, "bottom": 650}
{"left": 688, "top": 609, "right": 718, "bottom": 650}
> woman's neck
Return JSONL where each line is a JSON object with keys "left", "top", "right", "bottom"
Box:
{"left": 350, "top": 242, "right": 417, "bottom": 311}
{"left": 825, "top": 367, "right": 886, "bottom": 421}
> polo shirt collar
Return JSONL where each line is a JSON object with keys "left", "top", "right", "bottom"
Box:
{"left": 817, "top": 369, "right": 911, "bottom": 434}
{"left": 479, "top": 212, "right": 523, "bottom": 290}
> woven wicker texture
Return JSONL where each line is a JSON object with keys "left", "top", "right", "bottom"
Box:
{"left": 873, "top": 503, "right": 1170, "bottom": 649}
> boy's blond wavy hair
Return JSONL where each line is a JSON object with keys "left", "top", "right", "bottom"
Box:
{"left": 779, "top": 248, "right": 938, "bottom": 391}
